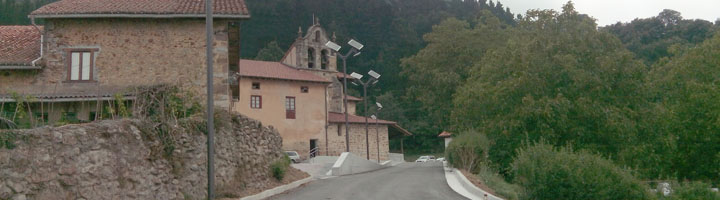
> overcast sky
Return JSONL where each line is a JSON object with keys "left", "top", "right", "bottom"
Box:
{"left": 497, "top": 0, "right": 720, "bottom": 26}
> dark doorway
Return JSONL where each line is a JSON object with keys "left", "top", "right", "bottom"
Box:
{"left": 310, "top": 139, "right": 318, "bottom": 158}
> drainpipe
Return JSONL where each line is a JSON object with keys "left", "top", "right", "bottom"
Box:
{"left": 30, "top": 16, "right": 44, "bottom": 68}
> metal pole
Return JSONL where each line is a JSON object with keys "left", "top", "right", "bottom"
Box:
{"left": 376, "top": 116, "right": 379, "bottom": 163}
{"left": 205, "top": 0, "right": 215, "bottom": 199}
{"left": 342, "top": 57, "right": 350, "bottom": 152}
{"left": 324, "top": 85, "right": 329, "bottom": 156}
{"left": 364, "top": 84, "right": 369, "bottom": 160}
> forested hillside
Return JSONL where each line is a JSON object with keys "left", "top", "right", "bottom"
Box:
{"left": 0, "top": 0, "right": 57, "bottom": 25}
{"left": 604, "top": 9, "right": 718, "bottom": 65}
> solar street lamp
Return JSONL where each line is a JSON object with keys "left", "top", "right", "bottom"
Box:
{"left": 325, "top": 39, "right": 364, "bottom": 152}
{"left": 351, "top": 70, "right": 381, "bottom": 159}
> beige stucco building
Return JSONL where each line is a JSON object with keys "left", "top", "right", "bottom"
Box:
{"left": 232, "top": 21, "right": 411, "bottom": 161}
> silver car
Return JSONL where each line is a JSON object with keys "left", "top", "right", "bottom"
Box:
{"left": 415, "top": 156, "right": 433, "bottom": 162}
{"left": 285, "top": 151, "right": 301, "bottom": 163}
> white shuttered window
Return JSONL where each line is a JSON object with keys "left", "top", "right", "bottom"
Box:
{"left": 68, "top": 51, "right": 94, "bottom": 81}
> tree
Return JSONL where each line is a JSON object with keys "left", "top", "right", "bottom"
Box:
{"left": 254, "top": 41, "right": 285, "bottom": 61}
{"left": 400, "top": 11, "right": 508, "bottom": 131}
{"left": 603, "top": 9, "right": 718, "bottom": 66}
{"left": 649, "top": 34, "right": 720, "bottom": 183}
{"left": 452, "top": 2, "right": 649, "bottom": 174}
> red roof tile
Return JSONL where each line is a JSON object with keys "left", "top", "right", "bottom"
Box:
{"left": 0, "top": 26, "right": 42, "bottom": 67}
{"left": 438, "top": 131, "right": 453, "bottom": 138}
{"left": 328, "top": 112, "right": 395, "bottom": 125}
{"left": 346, "top": 95, "right": 362, "bottom": 102}
{"left": 336, "top": 72, "right": 357, "bottom": 80}
{"left": 239, "top": 59, "right": 331, "bottom": 83}
{"left": 30, "top": 0, "right": 249, "bottom": 18}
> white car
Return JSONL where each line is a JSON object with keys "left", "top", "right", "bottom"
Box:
{"left": 436, "top": 157, "right": 445, "bottom": 162}
{"left": 285, "top": 151, "right": 301, "bottom": 163}
{"left": 415, "top": 156, "right": 435, "bottom": 162}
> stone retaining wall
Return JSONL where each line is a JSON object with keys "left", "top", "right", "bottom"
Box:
{"left": 0, "top": 114, "right": 284, "bottom": 200}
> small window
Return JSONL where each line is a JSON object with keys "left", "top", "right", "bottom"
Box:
{"left": 285, "top": 96, "right": 296, "bottom": 119}
{"left": 252, "top": 82, "right": 260, "bottom": 90}
{"left": 251, "top": 95, "right": 262, "bottom": 109}
{"left": 67, "top": 50, "right": 95, "bottom": 81}
{"left": 301, "top": 86, "right": 309, "bottom": 93}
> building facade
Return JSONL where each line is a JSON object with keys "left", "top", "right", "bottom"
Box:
{"left": 233, "top": 20, "right": 411, "bottom": 161}
{"left": 0, "top": 0, "right": 250, "bottom": 124}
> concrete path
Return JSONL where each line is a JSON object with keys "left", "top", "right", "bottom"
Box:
{"left": 268, "top": 162, "right": 468, "bottom": 200}
{"left": 291, "top": 163, "right": 335, "bottom": 179}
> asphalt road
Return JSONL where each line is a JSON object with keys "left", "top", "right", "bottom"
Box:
{"left": 268, "top": 162, "right": 468, "bottom": 200}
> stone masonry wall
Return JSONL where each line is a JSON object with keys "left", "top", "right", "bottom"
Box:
{"left": 325, "top": 123, "right": 389, "bottom": 161}
{"left": 0, "top": 114, "right": 284, "bottom": 200}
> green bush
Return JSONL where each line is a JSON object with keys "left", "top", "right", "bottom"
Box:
{"left": 271, "top": 155, "right": 291, "bottom": 181}
{"left": 512, "top": 143, "right": 652, "bottom": 200}
{"left": 0, "top": 131, "right": 18, "bottom": 149}
{"left": 661, "top": 181, "right": 720, "bottom": 200}
{"left": 446, "top": 130, "right": 490, "bottom": 173}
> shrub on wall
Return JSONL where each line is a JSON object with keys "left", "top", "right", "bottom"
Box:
{"left": 446, "top": 130, "right": 491, "bottom": 173}
{"left": 271, "top": 155, "right": 291, "bottom": 181}
{"left": 512, "top": 143, "right": 652, "bottom": 200}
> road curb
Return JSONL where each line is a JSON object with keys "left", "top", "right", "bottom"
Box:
{"left": 443, "top": 162, "right": 503, "bottom": 200}
{"left": 238, "top": 176, "right": 313, "bottom": 200}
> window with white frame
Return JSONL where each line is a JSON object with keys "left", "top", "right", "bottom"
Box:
{"left": 250, "top": 95, "right": 262, "bottom": 109}
{"left": 67, "top": 50, "right": 95, "bottom": 81}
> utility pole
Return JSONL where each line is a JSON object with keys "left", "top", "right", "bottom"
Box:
{"left": 205, "top": 0, "right": 215, "bottom": 199}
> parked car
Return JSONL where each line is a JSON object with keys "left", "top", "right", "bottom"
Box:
{"left": 285, "top": 151, "right": 301, "bottom": 163}
{"left": 416, "top": 156, "right": 434, "bottom": 162}
{"left": 436, "top": 157, "right": 445, "bottom": 162}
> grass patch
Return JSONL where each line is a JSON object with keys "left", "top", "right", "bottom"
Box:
{"left": 475, "top": 166, "right": 522, "bottom": 200}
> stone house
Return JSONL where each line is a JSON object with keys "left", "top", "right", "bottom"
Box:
{"left": 0, "top": 0, "right": 249, "bottom": 124}
{"left": 233, "top": 21, "right": 412, "bottom": 161}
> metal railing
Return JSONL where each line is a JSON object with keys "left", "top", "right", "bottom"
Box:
{"left": 308, "top": 147, "right": 319, "bottom": 163}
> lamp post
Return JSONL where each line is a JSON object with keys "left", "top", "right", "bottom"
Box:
{"left": 350, "top": 70, "right": 380, "bottom": 159}
{"left": 371, "top": 102, "right": 382, "bottom": 163}
{"left": 325, "top": 39, "right": 363, "bottom": 152}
